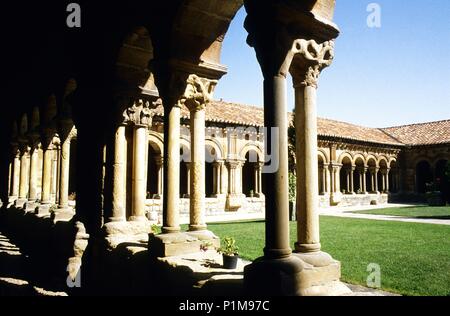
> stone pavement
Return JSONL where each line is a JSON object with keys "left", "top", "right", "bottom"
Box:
{"left": 0, "top": 231, "right": 67, "bottom": 296}
{"left": 319, "top": 203, "right": 450, "bottom": 226}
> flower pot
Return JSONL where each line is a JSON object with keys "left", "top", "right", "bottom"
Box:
{"left": 222, "top": 254, "right": 239, "bottom": 269}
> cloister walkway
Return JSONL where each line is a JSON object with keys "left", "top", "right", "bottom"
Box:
{"left": 0, "top": 231, "right": 67, "bottom": 296}
{"left": 319, "top": 204, "right": 450, "bottom": 226}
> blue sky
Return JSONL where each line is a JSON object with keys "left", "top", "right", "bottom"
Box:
{"left": 214, "top": 0, "right": 450, "bottom": 128}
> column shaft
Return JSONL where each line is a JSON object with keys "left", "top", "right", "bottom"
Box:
{"left": 263, "top": 76, "right": 291, "bottom": 259}
{"left": 11, "top": 153, "right": 21, "bottom": 198}
{"left": 18, "top": 150, "right": 30, "bottom": 200}
{"left": 110, "top": 125, "right": 127, "bottom": 221}
{"left": 189, "top": 108, "right": 207, "bottom": 231}
{"left": 295, "top": 83, "right": 320, "bottom": 253}
{"left": 28, "top": 147, "right": 39, "bottom": 201}
{"left": 58, "top": 139, "right": 71, "bottom": 209}
{"left": 130, "top": 125, "right": 148, "bottom": 221}
{"left": 41, "top": 146, "right": 53, "bottom": 204}
{"left": 162, "top": 105, "right": 181, "bottom": 233}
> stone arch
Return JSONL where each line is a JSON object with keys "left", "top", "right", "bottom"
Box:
{"left": 365, "top": 154, "right": 378, "bottom": 168}
{"left": 116, "top": 26, "right": 158, "bottom": 96}
{"left": 318, "top": 150, "right": 329, "bottom": 165}
{"left": 239, "top": 143, "right": 264, "bottom": 164}
{"left": 148, "top": 132, "right": 163, "bottom": 155}
{"left": 337, "top": 152, "right": 353, "bottom": 165}
{"left": 432, "top": 155, "right": 450, "bottom": 168}
{"left": 413, "top": 156, "right": 432, "bottom": 168}
{"left": 377, "top": 156, "right": 389, "bottom": 168}
{"left": 242, "top": 149, "right": 260, "bottom": 197}
{"left": 388, "top": 157, "right": 397, "bottom": 168}
{"left": 205, "top": 137, "right": 224, "bottom": 162}
{"left": 352, "top": 153, "right": 366, "bottom": 167}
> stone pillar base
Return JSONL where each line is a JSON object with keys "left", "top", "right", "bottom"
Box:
{"left": 330, "top": 193, "right": 342, "bottom": 206}
{"left": 35, "top": 204, "right": 52, "bottom": 217}
{"left": 149, "top": 232, "right": 220, "bottom": 258}
{"left": 244, "top": 255, "right": 306, "bottom": 296}
{"left": 8, "top": 196, "right": 18, "bottom": 204}
{"left": 51, "top": 208, "right": 75, "bottom": 222}
{"left": 225, "top": 194, "right": 245, "bottom": 212}
{"left": 24, "top": 201, "right": 39, "bottom": 212}
{"left": 244, "top": 253, "right": 351, "bottom": 296}
{"left": 14, "top": 198, "right": 28, "bottom": 209}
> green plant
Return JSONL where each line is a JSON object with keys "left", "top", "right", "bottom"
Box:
{"left": 151, "top": 224, "right": 160, "bottom": 234}
{"left": 217, "top": 237, "right": 239, "bottom": 256}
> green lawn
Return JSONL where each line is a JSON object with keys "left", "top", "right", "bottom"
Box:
{"left": 205, "top": 217, "right": 450, "bottom": 296}
{"left": 352, "top": 205, "right": 450, "bottom": 219}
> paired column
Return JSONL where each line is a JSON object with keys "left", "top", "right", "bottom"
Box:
{"left": 254, "top": 161, "right": 264, "bottom": 197}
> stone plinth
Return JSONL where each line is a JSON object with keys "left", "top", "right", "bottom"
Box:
{"left": 149, "top": 232, "right": 220, "bottom": 258}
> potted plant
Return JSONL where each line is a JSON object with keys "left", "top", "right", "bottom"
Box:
{"left": 217, "top": 237, "right": 239, "bottom": 269}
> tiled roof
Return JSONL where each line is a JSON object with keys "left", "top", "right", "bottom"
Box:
{"left": 316, "top": 117, "right": 403, "bottom": 146}
{"left": 382, "top": 120, "right": 450, "bottom": 146}
{"left": 151, "top": 100, "right": 448, "bottom": 146}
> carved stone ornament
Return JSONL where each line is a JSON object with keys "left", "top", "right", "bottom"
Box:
{"left": 290, "top": 39, "right": 335, "bottom": 88}
{"left": 181, "top": 74, "right": 218, "bottom": 112}
{"left": 122, "top": 99, "right": 153, "bottom": 127}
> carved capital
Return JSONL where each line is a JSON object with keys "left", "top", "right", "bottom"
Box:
{"left": 290, "top": 39, "right": 335, "bottom": 88}
{"left": 122, "top": 99, "right": 154, "bottom": 127}
{"left": 181, "top": 74, "right": 217, "bottom": 112}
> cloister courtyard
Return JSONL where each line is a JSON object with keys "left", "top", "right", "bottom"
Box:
{"left": 0, "top": 0, "right": 449, "bottom": 299}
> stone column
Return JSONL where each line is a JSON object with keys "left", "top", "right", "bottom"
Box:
{"left": 188, "top": 105, "right": 206, "bottom": 231}
{"left": 10, "top": 148, "right": 20, "bottom": 200}
{"left": 374, "top": 167, "right": 379, "bottom": 193}
{"left": 212, "top": 161, "right": 223, "bottom": 196}
{"left": 385, "top": 168, "right": 390, "bottom": 193}
{"left": 345, "top": 168, "right": 351, "bottom": 194}
{"left": 57, "top": 138, "right": 71, "bottom": 210}
{"left": 130, "top": 123, "right": 148, "bottom": 221}
{"left": 41, "top": 143, "right": 53, "bottom": 205}
{"left": 256, "top": 161, "right": 264, "bottom": 197}
{"left": 293, "top": 71, "right": 321, "bottom": 254}
{"left": 156, "top": 156, "right": 163, "bottom": 197}
{"left": 17, "top": 145, "right": 30, "bottom": 206}
{"left": 183, "top": 74, "right": 217, "bottom": 234}
{"left": 51, "top": 144, "right": 59, "bottom": 203}
{"left": 320, "top": 167, "right": 327, "bottom": 194}
{"left": 325, "top": 165, "right": 331, "bottom": 194}
{"left": 350, "top": 166, "right": 355, "bottom": 194}
{"left": 110, "top": 125, "right": 127, "bottom": 222}
{"left": 290, "top": 39, "right": 337, "bottom": 263}
{"left": 162, "top": 103, "right": 181, "bottom": 233}
{"left": 185, "top": 162, "right": 191, "bottom": 197}
{"left": 28, "top": 144, "right": 40, "bottom": 202}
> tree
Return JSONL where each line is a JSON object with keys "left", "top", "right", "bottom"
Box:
{"left": 288, "top": 111, "right": 296, "bottom": 174}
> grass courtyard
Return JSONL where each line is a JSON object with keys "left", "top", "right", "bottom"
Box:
{"left": 206, "top": 216, "right": 450, "bottom": 296}
{"left": 352, "top": 205, "right": 450, "bottom": 219}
